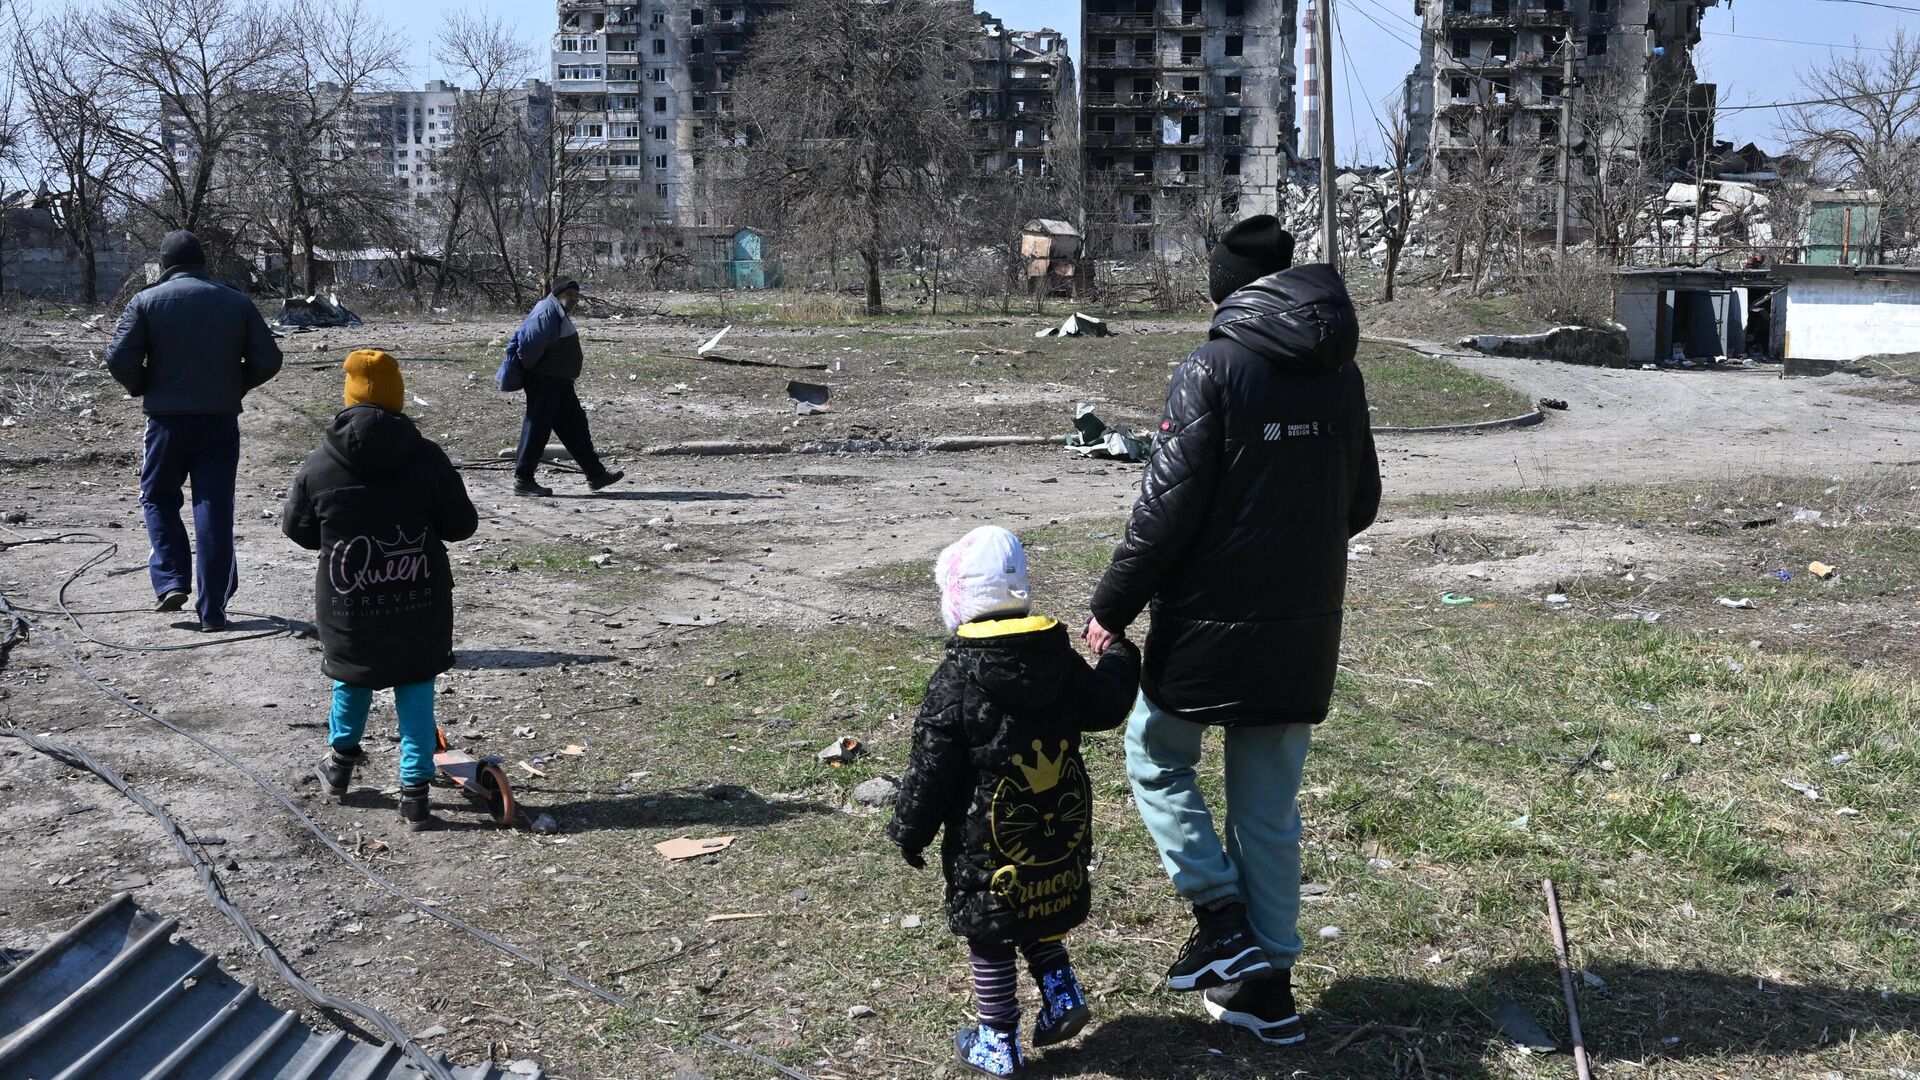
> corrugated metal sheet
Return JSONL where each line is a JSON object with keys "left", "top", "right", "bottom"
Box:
{"left": 0, "top": 894, "right": 539, "bottom": 1080}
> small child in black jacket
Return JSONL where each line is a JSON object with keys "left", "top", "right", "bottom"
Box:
{"left": 888, "top": 526, "right": 1140, "bottom": 1076}
{"left": 281, "top": 350, "right": 478, "bottom": 830}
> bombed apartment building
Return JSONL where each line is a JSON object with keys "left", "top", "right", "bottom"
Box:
{"left": 970, "top": 13, "right": 1076, "bottom": 180}
{"left": 554, "top": 0, "right": 767, "bottom": 251}
{"left": 1407, "top": 0, "right": 1720, "bottom": 225}
{"left": 1080, "top": 0, "right": 1296, "bottom": 256}
{"left": 315, "top": 80, "right": 553, "bottom": 212}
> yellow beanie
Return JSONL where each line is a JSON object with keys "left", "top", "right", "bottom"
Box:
{"left": 343, "top": 349, "right": 404, "bottom": 413}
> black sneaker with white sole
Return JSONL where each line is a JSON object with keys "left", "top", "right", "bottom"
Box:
{"left": 1166, "top": 899, "right": 1274, "bottom": 991}
{"left": 1202, "top": 971, "right": 1305, "bottom": 1046}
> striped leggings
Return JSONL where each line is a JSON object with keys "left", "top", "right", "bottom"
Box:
{"left": 968, "top": 937, "right": 1071, "bottom": 1030}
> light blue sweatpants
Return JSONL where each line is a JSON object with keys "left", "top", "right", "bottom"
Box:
{"left": 328, "top": 680, "right": 437, "bottom": 787}
{"left": 1124, "top": 691, "right": 1313, "bottom": 968}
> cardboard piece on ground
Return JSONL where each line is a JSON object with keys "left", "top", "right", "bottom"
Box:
{"left": 562, "top": 744, "right": 587, "bottom": 756}
{"left": 655, "top": 835, "right": 736, "bottom": 861}
{"left": 1808, "top": 561, "right": 1836, "bottom": 579}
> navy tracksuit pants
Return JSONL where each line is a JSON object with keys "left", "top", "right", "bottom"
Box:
{"left": 140, "top": 414, "right": 240, "bottom": 626}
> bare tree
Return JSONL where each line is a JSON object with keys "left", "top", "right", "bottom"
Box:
{"left": 727, "top": 0, "right": 977, "bottom": 315}
{"left": 431, "top": 12, "right": 536, "bottom": 308}
{"left": 12, "top": 12, "right": 136, "bottom": 304}
{"left": 1781, "top": 28, "right": 1920, "bottom": 254}
{"left": 0, "top": 0, "right": 26, "bottom": 297}
{"left": 258, "top": 0, "right": 406, "bottom": 295}
{"left": 75, "top": 0, "right": 292, "bottom": 238}
{"left": 528, "top": 88, "right": 617, "bottom": 296}
{"left": 1368, "top": 109, "right": 1428, "bottom": 302}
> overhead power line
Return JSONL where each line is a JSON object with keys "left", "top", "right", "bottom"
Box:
{"left": 1704, "top": 30, "right": 1897, "bottom": 55}
{"left": 1809, "top": 0, "right": 1920, "bottom": 12}
{"left": 1718, "top": 80, "right": 1920, "bottom": 112}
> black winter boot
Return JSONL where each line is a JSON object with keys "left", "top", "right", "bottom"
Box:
{"left": 314, "top": 747, "right": 364, "bottom": 801}
{"left": 398, "top": 783, "right": 436, "bottom": 831}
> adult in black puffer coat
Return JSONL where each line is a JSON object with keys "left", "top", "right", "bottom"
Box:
{"left": 1083, "top": 217, "right": 1381, "bottom": 1044}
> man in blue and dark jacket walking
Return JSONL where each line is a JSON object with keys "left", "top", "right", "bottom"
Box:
{"left": 504, "top": 277, "right": 623, "bottom": 497}
{"left": 104, "top": 230, "right": 282, "bottom": 630}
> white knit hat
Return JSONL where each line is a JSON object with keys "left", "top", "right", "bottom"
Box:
{"left": 934, "top": 526, "right": 1031, "bottom": 632}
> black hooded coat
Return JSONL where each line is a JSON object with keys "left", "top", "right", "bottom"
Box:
{"left": 887, "top": 619, "right": 1140, "bottom": 943}
{"left": 281, "top": 406, "right": 479, "bottom": 688}
{"left": 1089, "top": 264, "right": 1381, "bottom": 726}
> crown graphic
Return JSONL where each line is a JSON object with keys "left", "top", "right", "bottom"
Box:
{"left": 375, "top": 529, "right": 426, "bottom": 558}
{"left": 1012, "top": 740, "right": 1068, "bottom": 793}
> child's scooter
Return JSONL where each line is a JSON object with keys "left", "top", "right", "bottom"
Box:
{"left": 432, "top": 727, "right": 517, "bottom": 827}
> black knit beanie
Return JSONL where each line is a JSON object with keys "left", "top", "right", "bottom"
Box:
{"left": 1208, "top": 215, "right": 1295, "bottom": 303}
{"left": 158, "top": 230, "right": 205, "bottom": 270}
{"left": 551, "top": 277, "right": 581, "bottom": 297}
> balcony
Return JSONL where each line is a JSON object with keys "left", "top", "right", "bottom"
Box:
{"left": 1084, "top": 92, "right": 1153, "bottom": 107}
{"left": 1085, "top": 129, "right": 1159, "bottom": 148}
{"left": 1084, "top": 53, "right": 1159, "bottom": 69}
{"left": 1086, "top": 13, "right": 1155, "bottom": 29}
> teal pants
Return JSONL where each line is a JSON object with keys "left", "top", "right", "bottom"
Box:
{"left": 1124, "top": 692, "right": 1313, "bottom": 968}
{"left": 328, "top": 680, "right": 437, "bottom": 787}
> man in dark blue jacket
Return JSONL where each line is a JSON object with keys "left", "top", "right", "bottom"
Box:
{"left": 504, "top": 277, "right": 623, "bottom": 497}
{"left": 1084, "top": 216, "right": 1381, "bottom": 1046}
{"left": 104, "top": 231, "right": 282, "bottom": 630}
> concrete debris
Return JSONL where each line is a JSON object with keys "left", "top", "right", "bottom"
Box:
{"left": 852, "top": 777, "right": 900, "bottom": 808}
{"left": 1460, "top": 326, "right": 1630, "bottom": 367}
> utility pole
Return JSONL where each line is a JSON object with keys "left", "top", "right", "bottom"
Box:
{"left": 1317, "top": 0, "right": 1337, "bottom": 267}
{"left": 1556, "top": 34, "right": 1573, "bottom": 257}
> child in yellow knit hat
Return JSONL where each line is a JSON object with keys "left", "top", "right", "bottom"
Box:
{"left": 281, "top": 350, "right": 478, "bottom": 830}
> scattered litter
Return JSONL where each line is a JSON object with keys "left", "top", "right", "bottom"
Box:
{"left": 1722, "top": 658, "right": 1744, "bottom": 675}
{"left": 589, "top": 553, "right": 614, "bottom": 568}
{"left": 1034, "top": 312, "right": 1110, "bottom": 338}
{"left": 1780, "top": 779, "right": 1820, "bottom": 801}
{"left": 818, "top": 736, "right": 866, "bottom": 767}
{"left": 1538, "top": 398, "right": 1570, "bottom": 411}
{"left": 1689, "top": 733, "right": 1703, "bottom": 744}
{"left": 1808, "top": 561, "right": 1835, "bottom": 580}
{"left": 1347, "top": 544, "right": 1373, "bottom": 558}
{"left": 1440, "top": 593, "right": 1475, "bottom": 605}
{"left": 562, "top": 744, "right": 587, "bottom": 757}
{"left": 414, "top": 1024, "right": 450, "bottom": 1040}
{"left": 1743, "top": 517, "right": 1779, "bottom": 530}
{"left": 1829, "top": 751, "right": 1853, "bottom": 765}
{"left": 531, "top": 813, "right": 560, "bottom": 835}
{"left": 1836, "top": 807, "right": 1863, "bottom": 818}
{"left": 1545, "top": 593, "right": 1569, "bottom": 606}
{"left": 697, "top": 325, "right": 732, "bottom": 356}
{"left": 276, "top": 293, "right": 362, "bottom": 328}
{"left": 705, "top": 912, "right": 770, "bottom": 923}
{"left": 1508, "top": 813, "right": 1531, "bottom": 830}
{"left": 655, "top": 836, "right": 736, "bottom": 861}
{"left": 1366, "top": 857, "right": 1399, "bottom": 870}
{"left": 1492, "top": 996, "right": 1559, "bottom": 1052}
{"left": 1718, "top": 597, "right": 1756, "bottom": 610}
{"left": 1299, "top": 883, "right": 1331, "bottom": 896}
{"left": 900, "top": 915, "right": 923, "bottom": 930}
{"left": 518, "top": 761, "right": 547, "bottom": 779}
{"left": 658, "top": 614, "right": 728, "bottom": 627}
{"left": 1581, "top": 970, "right": 1612, "bottom": 997}
{"left": 787, "top": 380, "right": 831, "bottom": 416}
{"left": 1065, "top": 404, "right": 1149, "bottom": 462}
{"left": 848, "top": 1005, "right": 877, "bottom": 1020}
{"left": 1791, "top": 508, "right": 1823, "bottom": 524}
{"left": 1318, "top": 925, "right": 1343, "bottom": 941}
{"left": 513, "top": 725, "right": 537, "bottom": 739}
{"left": 1772, "top": 570, "right": 1793, "bottom": 582}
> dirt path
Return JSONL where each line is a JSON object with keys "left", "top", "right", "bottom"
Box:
{"left": 5, "top": 315, "right": 1919, "bottom": 1078}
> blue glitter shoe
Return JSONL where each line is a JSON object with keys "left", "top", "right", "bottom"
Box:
{"left": 955, "top": 1022, "right": 1024, "bottom": 1075}
{"left": 1033, "top": 966, "right": 1091, "bottom": 1047}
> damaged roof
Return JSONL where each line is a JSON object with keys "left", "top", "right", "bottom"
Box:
{"left": 0, "top": 894, "right": 537, "bottom": 1080}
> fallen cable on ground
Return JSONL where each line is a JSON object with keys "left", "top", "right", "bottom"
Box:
{"left": 0, "top": 726, "right": 457, "bottom": 1080}
{"left": 0, "top": 594, "right": 816, "bottom": 1080}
